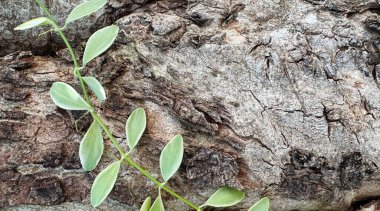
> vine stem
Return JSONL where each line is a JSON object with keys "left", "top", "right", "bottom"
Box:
{"left": 33, "top": 0, "right": 92, "bottom": 107}
{"left": 33, "top": 1, "right": 202, "bottom": 210}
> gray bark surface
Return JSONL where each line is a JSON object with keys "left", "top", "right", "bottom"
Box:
{"left": 1, "top": 0, "right": 380, "bottom": 210}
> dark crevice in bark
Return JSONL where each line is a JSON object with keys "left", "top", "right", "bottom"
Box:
{"left": 351, "top": 196, "right": 380, "bottom": 211}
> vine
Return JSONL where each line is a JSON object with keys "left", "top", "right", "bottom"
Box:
{"left": 15, "top": 0, "right": 269, "bottom": 210}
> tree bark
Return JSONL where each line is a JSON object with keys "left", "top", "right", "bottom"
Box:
{"left": 1, "top": 0, "right": 380, "bottom": 210}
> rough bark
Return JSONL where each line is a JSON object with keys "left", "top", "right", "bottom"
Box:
{"left": 1, "top": 0, "right": 380, "bottom": 210}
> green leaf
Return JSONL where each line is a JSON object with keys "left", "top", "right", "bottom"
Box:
{"left": 149, "top": 194, "right": 164, "bottom": 211}
{"left": 65, "top": 0, "right": 107, "bottom": 25}
{"left": 83, "top": 76, "right": 106, "bottom": 101}
{"left": 82, "top": 25, "right": 119, "bottom": 66}
{"left": 140, "top": 197, "right": 152, "bottom": 211}
{"left": 49, "top": 82, "right": 91, "bottom": 110}
{"left": 126, "top": 108, "right": 146, "bottom": 151}
{"left": 14, "top": 17, "right": 52, "bottom": 30}
{"left": 79, "top": 121, "right": 104, "bottom": 171}
{"left": 160, "top": 135, "right": 184, "bottom": 181}
{"left": 91, "top": 160, "right": 121, "bottom": 207}
{"left": 202, "top": 187, "right": 245, "bottom": 208}
{"left": 248, "top": 197, "right": 270, "bottom": 211}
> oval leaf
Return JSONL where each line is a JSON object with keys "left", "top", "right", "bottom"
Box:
{"left": 79, "top": 121, "right": 104, "bottom": 171}
{"left": 140, "top": 197, "right": 152, "bottom": 211}
{"left": 15, "top": 17, "right": 52, "bottom": 30}
{"left": 126, "top": 108, "right": 146, "bottom": 151}
{"left": 248, "top": 197, "right": 270, "bottom": 211}
{"left": 49, "top": 82, "right": 91, "bottom": 110}
{"left": 203, "top": 187, "right": 245, "bottom": 208}
{"left": 160, "top": 135, "right": 184, "bottom": 181}
{"left": 83, "top": 76, "right": 106, "bottom": 101}
{"left": 149, "top": 195, "right": 165, "bottom": 211}
{"left": 65, "top": 0, "right": 107, "bottom": 25}
{"left": 82, "top": 25, "right": 119, "bottom": 66}
{"left": 91, "top": 160, "right": 121, "bottom": 207}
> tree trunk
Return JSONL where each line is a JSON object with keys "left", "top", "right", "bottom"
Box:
{"left": 1, "top": 0, "right": 380, "bottom": 210}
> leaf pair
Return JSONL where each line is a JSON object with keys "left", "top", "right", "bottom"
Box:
{"left": 15, "top": 0, "right": 118, "bottom": 69}
{"left": 49, "top": 81, "right": 105, "bottom": 110}
{"left": 15, "top": 0, "right": 107, "bottom": 31}
{"left": 76, "top": 24, "right": 120, "bottom": 101}
{"left": 125, "top": 108, "right": 185, "bottom": 182}
{"left": 140, "top": 194, "right": 165, "bottom": 211}
{"left": 140, "top": 135, "right": 183, "bottom": 210}
{"left": 67, "top": 2, "right": 120, "bottom": 67}
{"left": 89, "top": 107, "right": 146, "bottom": 208}
{"left": 140, "top": 186, "right": 245, "bottom": 210}
{"left": 50, "top": 82, "right": 110, "bottom": 206}
{"left": 125, "top": 109, "right": 183, "bottom": 210}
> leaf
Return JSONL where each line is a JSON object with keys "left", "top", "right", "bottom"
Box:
{"left": 82, "top": 25, "right": 119, "bottom": 66}
{"left": 49, "top": 82, "right": 91, "bottom": 110}
{"left": 149, "top": 194, "right": 165, "bottom": 211}
{"left": 83, "top": 76, "right": 106, "bottom": 101}
{"left": 125, "top": 108, "right": 146, "bottom": 151}
{"left": 91, "top": 160, "right": 121, "bottom": 207}
{"left": 160, "top": 135, "right": 184, "bottom": 181}
{"left": 79, "top": 121, "right": 104, "bottom": 171}
{"left": 202, "top": 187, "right": 245, "bottom": 208}
{"left": 140, "top": 197, "right": 152, "bottom": 211}
{"left": 65, "top": 0, "right": 107, "bottom": 25}
{"left": 248, "top": 197, "right": 270, "bottom": 211}
{"left": 14, "top": 17, "right": 52, "bottom": 30}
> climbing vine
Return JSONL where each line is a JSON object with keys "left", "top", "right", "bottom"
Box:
{"left": 15, "top": 0, "right": 269, "bottom": 210}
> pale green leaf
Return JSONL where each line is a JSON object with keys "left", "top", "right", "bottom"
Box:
{"left": 202, "top": 187, "right": 245, "bottom": 208}
{"left": 91, "top": 160, "right": 121, "bottom": 207}
{"left": 65, "top": 0, "right": 107, "bottom": 25}
{"left": 126, "top": 108, "right": 146, "bottom": 151}
{"left": 83, "top": 76, "right": 106, "bottom": 101}
{"left": 49, "top": 82, "right": 91, "bottom": 110}
{"left": 15, "top": 17, "right": 52, "bottom": 30}
{"left": 79, "top": 121, "right": 104, "bottom": 171}
{"left": 149, "top": 195, "right": 164, "bottom": 211}
{"left": 140, "top": 197, "right": 151, "bottom": 211}
{"left": 160, "top": 135, "right": 183, "bottom": 181}
{"left": 82, "top": 25, "right": 119, "bottom": 66}
{"left": 248, "top": 197, "right": 270, "bottom": 211}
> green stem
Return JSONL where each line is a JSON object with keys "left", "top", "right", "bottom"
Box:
{"left": 123, "top": 156, "right": 201, "bottom": 211}
{"left": 34, "top": 0, "right": 92, "bottom": 107}
{"left": 94, "top": 108, "right": 201, "bottom": 210}
{"left": 34, "top": 1, "right": 202, "bottom": 210}
{"left": 91, "top": 111, "right": 126, "bottom": 157}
